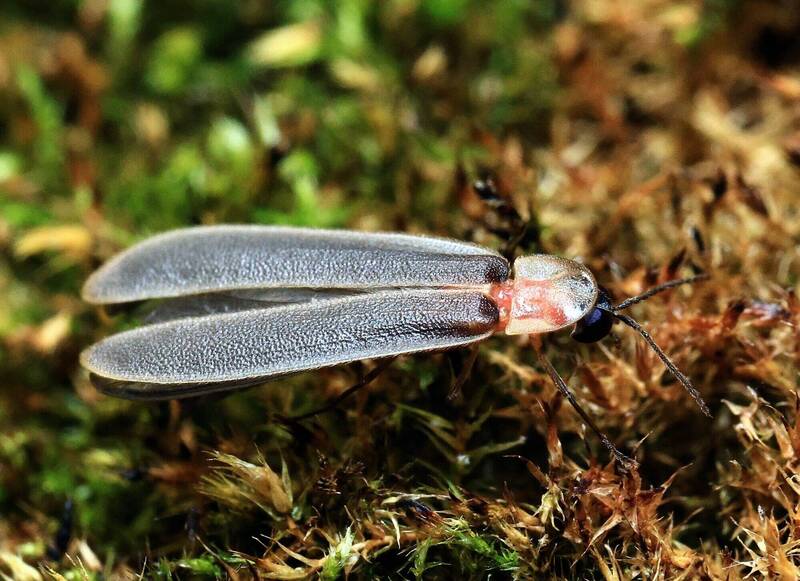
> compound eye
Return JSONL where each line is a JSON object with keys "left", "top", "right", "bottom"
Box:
{"left": 571, "top": 307, "right": 614, "bottom": 343}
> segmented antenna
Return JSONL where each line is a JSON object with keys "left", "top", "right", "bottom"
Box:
{"left": 614, "top": 273, "right": 709, "bottom": 312}
{"left": 611, "top": 273, "right": 711, "bottom": 417}
{"left": 614, "top": 314, "right": 710, "bottom": 416}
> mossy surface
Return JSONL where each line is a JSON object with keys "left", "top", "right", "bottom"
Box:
{"left": 2, "top": 1, "right": 800, "bottom": 579}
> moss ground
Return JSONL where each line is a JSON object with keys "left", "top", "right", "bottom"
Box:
{"left": 1, "top": 1, "right": 800, "bottom": 579}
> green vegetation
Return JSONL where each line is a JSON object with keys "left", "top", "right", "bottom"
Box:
{"left": 2, "top": 0, "right": 800, "bottom": 578}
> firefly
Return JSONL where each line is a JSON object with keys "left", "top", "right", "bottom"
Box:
{"left": 81, "top": 225, "right": 709, "bottom": 462}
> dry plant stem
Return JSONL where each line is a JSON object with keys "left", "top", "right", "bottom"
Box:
{"left": 613, "top": 314, "right": 711, "bottom": 417}
{"left": 534, "top": 344, "right": 637, "bottom": 469}
{"left": 613, "top": 273, "right": 709, "bottom": 311}
{"left": 291, "top": 357, "right": 397, "bottom": 420}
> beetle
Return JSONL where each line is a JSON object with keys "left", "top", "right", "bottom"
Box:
{"left": 80, "top": 225, "right": 709, "bottom": 463}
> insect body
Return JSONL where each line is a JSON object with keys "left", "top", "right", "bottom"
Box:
{"left": 81, "top": 226, "right": 709, "bottom": 432}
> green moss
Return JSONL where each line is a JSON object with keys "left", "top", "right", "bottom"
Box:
{"left": 146, "top": 28, "right": 204, "bottom": 95}
{"left": 450, "top": 530, "right": 520, "bottom": 573}
{"left": 15, "top": 66, "right": 64, "bottom": 187}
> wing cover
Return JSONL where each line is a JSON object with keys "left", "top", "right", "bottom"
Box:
{"left": 81, "top": 289, "right": 499, "bottom": 399}
{"left": 83, "top": 225, "right": 509, "bottom": 304}
{"left": 142, "top": 289, "right": 364, "bottom": 325}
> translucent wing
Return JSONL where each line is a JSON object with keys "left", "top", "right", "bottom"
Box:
{"left": 83, "top": 225, "right": 510, "bottom": 305}
{"left": 81, "top": 289, "right": 499, "bottom": 400}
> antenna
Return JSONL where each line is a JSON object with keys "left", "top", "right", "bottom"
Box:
{"left": 611, "top": 273, "right": 711, "bottom": 416}
{"left": 613, "top": 273, "right": 709, "bottom": 312}
{"left": 614, "top": 313, "right": 710, "bottom": 416}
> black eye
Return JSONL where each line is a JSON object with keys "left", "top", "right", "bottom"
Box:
{"left": 571, "top": 307, "right": 614, "bottom": 343}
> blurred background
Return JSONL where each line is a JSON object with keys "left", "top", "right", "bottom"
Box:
{"left": 1, "top": 0, "right": 800, "bottom": 578}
